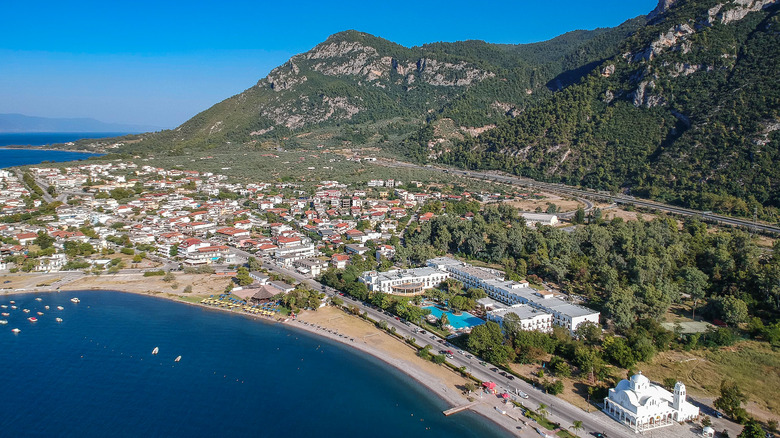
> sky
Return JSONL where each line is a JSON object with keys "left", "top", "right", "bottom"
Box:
{"left": 1, "top": 0, "right": 658, "bottom": 128}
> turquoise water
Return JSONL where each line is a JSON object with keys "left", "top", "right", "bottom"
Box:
{"left": 0, "top": 291, "right": 503, "bottom": 437}
{"left": 424, "top": 306, "right": 485, "bottom": 329}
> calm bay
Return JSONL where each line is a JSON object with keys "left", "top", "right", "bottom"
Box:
{"left": 0, "top": 291, "right": 505, "bottom": 437}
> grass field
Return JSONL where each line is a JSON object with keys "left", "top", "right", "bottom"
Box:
{"left": 640, "top": 341, "right": 780, "bottom": 421}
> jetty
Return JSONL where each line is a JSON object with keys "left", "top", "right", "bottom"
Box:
{"left": 442, "top": 400, "right": 481, "bottom": 416}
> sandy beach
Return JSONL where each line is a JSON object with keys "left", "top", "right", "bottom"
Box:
{"left": 0, "top": 271, "right": 528, "bottom": 436}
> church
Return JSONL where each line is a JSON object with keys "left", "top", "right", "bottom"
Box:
{"left": 604, "top": 372, "right": 700, "bottom": 432}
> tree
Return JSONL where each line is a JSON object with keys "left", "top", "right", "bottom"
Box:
{"left": 573, "top": 207, "right": 585, "bottom": 225}
{"left": 247, "top": 256, "right": 262, "bottom": 271}
{"left": 169, "top": 245, "right": 179, "bottom": 257}
{"left": 738, "top": 420, "right": 765, "bottom": 438}
{"left": 714, "top": 380, "right": 747, "bottom": 418}
{"left": 33, "top": 232, "right": 55, "bottom": 249}
{"left": 570, "top": 420, "right": 583, "bottom": 437}
{"left": 701, "top": 416, "right": 712, "bottom": 428}
{"left": 440, "top": 313, "right": 450, "bottom": 328}
{"left": 235, "top": 267, "right": 253, "bottom": 286}
{"left": 467, "top": 321, "right": 514, "bottom": 364}
{"left": 464, "top": 382, "right": 476, "bottom": 395}
{"left": 681, "top": 266, "right": 708, "bottom": 320}
{"left": 717, "top": 296, "right": 749, "bottom": 326}
{"left": 162, "top": 271, "right": 176, "bottom": 283}
{"left": 537, "top": 403, "right": 549, "bottom": 419}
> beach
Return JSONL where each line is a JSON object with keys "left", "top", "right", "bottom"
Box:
{"left": 1, "top": 271, "right": 526, "bottom": 436}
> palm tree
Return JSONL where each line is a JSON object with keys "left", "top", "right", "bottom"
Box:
{"left": 570, "top": 420, "right": 583, "bottom": 437}
{"left": 537, "top": 403, "right": 549, "bottom": 419}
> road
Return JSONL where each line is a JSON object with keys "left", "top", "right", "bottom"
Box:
{"left": 379, "top": 160, "right": 780, "bottom": 235}
{"left": 228, "top": 246, "right": 635, "bottom": 437}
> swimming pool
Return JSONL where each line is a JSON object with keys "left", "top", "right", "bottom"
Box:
{"left": 423, "top": 306, "right": 484, "bottom": 330}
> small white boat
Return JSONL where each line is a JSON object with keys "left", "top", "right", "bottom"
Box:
{"left": 11, "top": 328, "right": 20, "bottom": 333}
{"left": 9, "top": 301, "right": 15, "bottom": 304}
{"left": 152, "top": 347, "right": 159, "bottom": 355}
{"left": 1, "top": 305, "right": 7, "bottom": 309}
{"left": 35, "top": 298, "right": 42, "bottom": 302}
{"left": 28, "top": 317, "right": 37, "bottom": 323}
{"left": 0, "top": 320, "right": 7, "bottom": 325}
{"left": 11, "top": 305, "right": 17, "bottom": 309}
{"left": 45, "top": 306, "right": 50, "bottom": 310}
{"left": 1, "top": 313, "right": 8, "bottom": 317}
{"left": 70, "top": 298, "right": 80, "bottom": 303}
{"left": 23, "top": 309, "right": 30, "bottom": 313}
{"left": 174, "top": 355, "right": 181, "bottom": 362}
{"left": 55, "top": 318, "right": 63, "bottom": 323}
{"left": 57, "top": 306, "right": 64, "bottom": 310}
{"left": 37, "top": 312, "right": 44, "bottom": 316}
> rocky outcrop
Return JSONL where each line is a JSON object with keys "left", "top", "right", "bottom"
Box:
{"left": 260, "top": 95, "right": 362, "bottom": 130}
{"left": 262, "top": 61, "right": 308, "bottom": 92}
{"left": 648, "top": 0, "right": 679, "bottom": 21}
{"left": 719, "top": 0, "right": 777, "bottom": 24}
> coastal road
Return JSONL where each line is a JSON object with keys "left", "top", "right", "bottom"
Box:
{"left": 377, "top": 159, "right": 780, "bottom": 234}
{"left": 226, "top": 247, "right": 636, "bottom": 437}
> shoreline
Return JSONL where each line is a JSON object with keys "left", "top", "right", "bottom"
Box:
{"left": 2, "top": 285, "right": 520, "bottom": 436}
{"left": 0, "top": 145, "right": 102, "bottom": 154}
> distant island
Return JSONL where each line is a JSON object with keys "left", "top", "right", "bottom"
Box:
{"left": 0, "top": 113, "right": 164, "bottom": 134}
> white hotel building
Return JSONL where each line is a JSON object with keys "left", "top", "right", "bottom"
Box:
{"left": 358, "top": 267, "right": 449, "bottom": 295}
{"left": 426, "top": 257, "right": 600, "bottom": 333}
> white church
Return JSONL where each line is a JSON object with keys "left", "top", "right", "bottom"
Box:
{"left": 604, "top": 372, "right": 700, "bottom": 432}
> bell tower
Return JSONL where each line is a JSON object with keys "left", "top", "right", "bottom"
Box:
{"left": 673, "top": 382, "right": 686, "bottom": 410}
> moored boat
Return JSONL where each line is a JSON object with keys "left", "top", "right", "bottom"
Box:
{"left": 1, "top": 313, "right": 8, "bottom": 317}
{"left": 175, "top": 355, "right": 181, "bottom": 362}
{"left": 152, "top": 347, "right": 159, "bottom": 355}
{"left": 0, "top": 320, "right": 7, "bottom": 325}
{"left": 23, "top": 309, "right": 30, "bottom": 313}
{"left": 11, "top": 328, "right": 20, "bottom": 333}
{"left": 57, "top": 306, "right": 64, "bottom": 310}
{"left": 35, "top": 298, "right": 42, "bottom": 302}
{"left": 28, "top": 317, "right": 37, "bottom": 322}
{"left": 55, "top": 317, "right": 63, "bottom": 323}
{"left": 37, "top": 312, "right": 43, "bottom": 316}
{"left": 45, "top": 305, "right": 50, "bottom": 310}
{"left": 70, "top": 298, "right": 80, "bottom": 303}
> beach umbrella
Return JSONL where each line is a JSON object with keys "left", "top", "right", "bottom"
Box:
{"left": 502, "top": 393, "right": 510, "bottom": 399}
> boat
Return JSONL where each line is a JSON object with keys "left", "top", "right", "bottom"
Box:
{"left": 70, "top": 298, "right": 80, "bottom": 303}
{"left": 55, "top": 318, "right": 63, "bottom": 323}
{"left": 11, "top": 305, "right": 17, "bottom": 309}
{"left": 152, "top": 347, "right": 159, "bottom": 355}
{"left": 174, "top": 355, "right": 181, "bottom": 362}
{"left": 45, "top": 305, "right": 50, "bottom": 310}
{"left": 1, "top": 313, "right": 8, "bottom": 317}
{"left": 9, "top": 301, "right": 15, "bottom": 304}
{"left": 37, "top": 312, "right": 44, "bottom": 316}
{"left": 0, "top": 320, "right": 7, "bottom": 325}
{"left": 11, "top": 328, "right": 20, "bottom": 333}
{"left": 23, "top": 309, "right": 30, "bottom": 313}
{"left": 57, "top": 306, "right": 64, "bottom": 310}
{"left": 28, "top": 317, "right": 37, "bottom": 322}
{"left": 1, "top": 305, "right": 7, "bottom": 308}
{"left": 35, "top": 298, "right": 42, "bottom": 302}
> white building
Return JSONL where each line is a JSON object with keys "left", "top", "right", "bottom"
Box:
{"left": 521, "top": 213, "right": 558, "bottom": 227}
{"left": 359, "top": 267, "right": 449, "bottom": 295}
{"left": 486, "top": 304, "right": 553, "bottom": 333}
{"left": 604, "top": 372, "right": 699, "bottom": 432}
{"left": 426, "top": 257, "right": 599, "bottom": 333}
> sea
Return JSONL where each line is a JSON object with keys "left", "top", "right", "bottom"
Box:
{"left": 0, "top": 132, "right": 116, "bottom": 168}
{"left": 0, "top": 291, "right": 505, "bottom": 438}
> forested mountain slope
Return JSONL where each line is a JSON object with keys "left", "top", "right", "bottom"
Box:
{"left": 121, "top": 20, "right": 644, "bottom": 152}
{"left": 437, "top": 0, "right": 780, "bottom": 217}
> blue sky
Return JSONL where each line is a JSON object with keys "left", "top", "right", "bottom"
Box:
{"left": 1, "top": 0, "right": 657, "bottom": 128}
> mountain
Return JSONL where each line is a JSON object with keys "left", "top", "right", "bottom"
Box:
{"left": 123, "top": 20, "right": 645, "bottom": 153}
{"left": 0, "top": 113, "right": 163, "bottom": 133}
{"left": 437, "top": 0, "right": 780, "bottom": 217}
{"left": 114, "top": 0, "right": 778, "bottom": 218}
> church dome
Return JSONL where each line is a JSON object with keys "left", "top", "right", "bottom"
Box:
{"left": 630, "top": 372, "right": 650, "bottom": 390}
